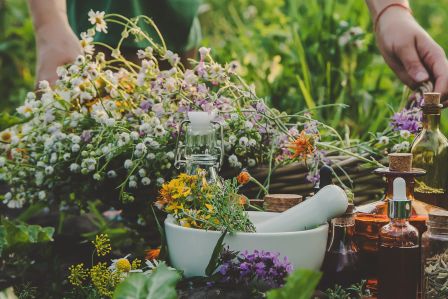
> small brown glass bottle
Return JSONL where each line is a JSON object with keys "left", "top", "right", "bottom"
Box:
{"left": 320, "top": 204, "right": 361, "bottom": 290}
{"left": 378, "top": 177, "right": 420, "bottom": 299}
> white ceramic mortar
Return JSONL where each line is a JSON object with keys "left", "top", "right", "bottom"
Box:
{"left": 165, "top": 211, "right": 328, "bottom": 277}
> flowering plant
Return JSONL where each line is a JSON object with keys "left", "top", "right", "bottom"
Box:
{"left": 155, "top": 171, "right": 255, "bottom": 232}
{"left": 68, "top": 233, "right": 176, "bottom": 298}
{"left": 0, "top": 11, "right": 337, "bottom": 210}
{"left": 216, "top": 247, "right": 293, "bottom": 289}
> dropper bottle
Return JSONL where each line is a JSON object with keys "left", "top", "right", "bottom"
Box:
{"left": 378, "top": 177, "right": 420, "bottom": 299}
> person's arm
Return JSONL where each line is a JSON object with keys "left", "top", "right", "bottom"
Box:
{"left": 366, "top": 0, "right": 448, "bottom": 104}
{"left": 28, "top": 0, "right": 82, "bottom": 86}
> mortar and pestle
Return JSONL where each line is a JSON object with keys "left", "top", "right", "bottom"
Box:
{"left": 165, "top": 184, "right": 348, "bottom": 277}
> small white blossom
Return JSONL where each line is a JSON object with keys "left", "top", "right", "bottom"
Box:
{"left": 239, "top": 137, "right": 249, "bottom": 147}
{"left": 70, "top": 163, "right": 80, "bottom": 173}
{"left": 128, "top": 180, "right": 137, "bottom": 188}
{"left": 248, "top": 158, "right": 256, "bottom": 167}
{"left": 0, "top": 157, "right": 6, "bottom": 167}
{"left": 166, "top": 151, "right": 175, "bottom": 160}
{"left": 72, "top": 144, "right": 81, "bottom": 152}
{"left": 45, "top": 166, "right": 54, "bottom": 175}
{"left": 88, "top": 10, "right": 108, "bottom": 33}
{"left": 244, "top": 121, "right": 254, "bottom": 130}
{"left": 124, "top": 159, "right": 133, "bottom": 169}
{"left": 107, "top": 170, "right": 117, "bottom": 178}
{"left": 141, "top": 177, "right": 151, "bottom": 185}
{"left": 130, "top": 131, "right": 140, "bottom": 141}
{"left": 156, "top": 177, "right": 165, "bottom": 185}
{"left": 146, "top": 153, "right": 156, "bottom": 160}
{"left": 154, "top": 125, "right": 166, "bottom": 137}
{"left": 38, "top": 191, "right": 46, "bottom": 200}
{"left": 400, "top": 130, "right": 411, "bottom": 139}
{"left": 378, "top": 136, "right": 389, "bottom": 145}
{"left": 138, "top": 169, "right": 146, "bottom": 177}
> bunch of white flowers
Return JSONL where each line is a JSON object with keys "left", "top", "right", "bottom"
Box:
{"left": 0, "top": 12, "right": 295, "bottom": 209}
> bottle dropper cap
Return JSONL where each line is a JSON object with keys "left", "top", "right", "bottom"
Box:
{"left": 389, "top": 177, "right": 412, "bottom": 219}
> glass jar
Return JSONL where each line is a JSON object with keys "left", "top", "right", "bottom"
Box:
{"left": 422, "top": 210, "right": 448, "bottom": 299}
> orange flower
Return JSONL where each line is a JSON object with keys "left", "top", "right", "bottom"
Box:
{"left": 238, "top": 195, "right": 248, "bottom": 205}
{"left": 288, "top": 131, "right": 315, "bottom": 159}
{"left": 237, "top": 171, "right": 251, "bottom": 185}
{"left": 145, "top": 248, "right": 160, "bottom": 260}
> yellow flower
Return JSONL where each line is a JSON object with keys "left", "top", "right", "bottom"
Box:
{"left": 115, "top": 258, "right": 131, "bottom": 273}
{"left": 68, "top": 263, "right": 88, "bottom": 286}
{"left": 205, "top": 203, "right": 214, "bottom": 212}
{"left": 165, "top": 202, "right": 183, "bottom": 214}
{"left": 0, "top": 130, "right": 12, "bottom": 143}
{"left": 93, "top": 234, "right": 111, "bottom": 256}
{"left": 90, "top": 262, "right": 120, "bottom": 297}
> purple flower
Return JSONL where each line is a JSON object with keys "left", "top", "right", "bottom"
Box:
{"left": 216, "top": 248, "right": 293, "bottom": 289}
{"left": 140, "top": 100, "right": 152, "bottom": 112}
{"left": 80, "top": 130, "right": 93, "bottom": 143}
{"left": 390, "top": 107, "right": 422, "bottom": 133}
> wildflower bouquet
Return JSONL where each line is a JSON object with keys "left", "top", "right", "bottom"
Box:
{"left": 0, "top": 12, "right": 295, "bottom": 209}
{"left": 155, "top": 171, "right": 255, "bottom": 232}
{"left": 0, "top": 11, "right": 380, "bottom": 210}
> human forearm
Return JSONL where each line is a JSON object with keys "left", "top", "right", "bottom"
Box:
{"left": 28, "top": 0, "right": 69, "bottom": 33}
{"left": 365, "top": 0, "right": 410, "bottom": 20}
{"left": 28, "top": 0, "right": 82, "bottom": 85}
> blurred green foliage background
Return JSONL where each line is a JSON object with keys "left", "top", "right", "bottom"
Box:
{"left": 1, "top": 0, "right": 448, "bottom": 135}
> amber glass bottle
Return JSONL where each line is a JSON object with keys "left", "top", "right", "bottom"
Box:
{"left": 320, "top": 204, "right": 361, "bottom": 290}
{"left": 378, "top": 177, "right": 420, "bottom": 299}
{"left": 355, "top": 153, "right": 440, "bottom": 289}
{"left": 411, "top": 92, "right": 448, "bottom": 208}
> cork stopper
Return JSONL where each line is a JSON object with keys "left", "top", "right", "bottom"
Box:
{"left": 388, "top": 153, "right": 412, "bottom": 172}
{"left": 263, "top": 194, "right": 303, "bottom": 212}
{"left": 423, "top": 92, "right": 441, "bottom": 106}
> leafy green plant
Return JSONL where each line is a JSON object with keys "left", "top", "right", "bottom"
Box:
{"left": 266, "top": 269, "right": 321, "bottom": 299}
{"left": 113, "top": 264, "right": 181, "bottom": 299}
{"left": 325, "top": 280, "right": 371, "bottom": 299}
{"left": 0, "top": 218, "right": 54, "bottom": 255}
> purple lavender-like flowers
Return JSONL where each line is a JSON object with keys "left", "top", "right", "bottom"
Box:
{"left": 390, "top": 107, "right": 422, "bottom": 134}
{"left": 217, "top": 248, "right": 293, "bottom": 289}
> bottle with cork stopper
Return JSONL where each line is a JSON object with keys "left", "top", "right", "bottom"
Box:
{"left": 378, "top": 177, "right": 420, "bottom": 299}
{"left": 354, "top": 153, "right": 442, "bottom": 290}
{"left": 411, "top": 92, "right": 448, "bottom": 209}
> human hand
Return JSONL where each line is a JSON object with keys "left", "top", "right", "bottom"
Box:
{"left": 35, "top": 20, "right": 82, "bottom": 86}
{"left": 375, "top": 8, "right": 448, "bottom": 105}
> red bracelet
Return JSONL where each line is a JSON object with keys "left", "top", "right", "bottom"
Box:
{"left": 374, "top": 3, "right": 413, "bottom": 32}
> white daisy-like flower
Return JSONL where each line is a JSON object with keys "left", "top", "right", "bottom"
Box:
{"left": 146, "top": 153, "right": 156, "bottom": 160}
{"left": 400, "top": 130, "right": 411, "bottom": 139}
{"left": 228, "top": 135, "right": 237, "bottom": 144}
{"left": 7, "top": 197, "right": 25, "bottom": 209}
{"left": 153, "top": 125, "right": 166, "bottom": 137}
{"left": 228, "top": 154, "right": 238, "bottom": 166}
{"left": 244, "top": 120, "right": 254, "bottom": 130}
{"left": 80, "top": 32, "right": 95, "bottom": 55}
{"left": 71, "top": 144, "right": 80, "bottom": 153}
{"left": 88, "top": 10, "right": 108, "bottom": 33}
{"left": 130, "top": 131, "right": 140, "bottom": 141}
{"left": 138, "top": 169, "right": 147, "bottom": 177}
{"left": 38, "top": 191, "right": 46, "bottom": 200}
{"left": 378, "top": 136, "right": 389, "bottom": 145}
{"left": 45, "top": 166, "right": 54, "bottom": 175}
{"left": 156, "top": 177, "right": 165, "bottom": 185}
{"left": 16, "top": 103, "right": 34, "bottom": 117}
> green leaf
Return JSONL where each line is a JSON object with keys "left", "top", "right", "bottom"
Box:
{"left": 151, "top": 206, "right": 168, "bottom": 261}
{"left": 0, "top": 218, "right": 54, "bottom": 255}
{"left": 205, "top": 229, "right": 227, "bottom": 276}
{"left": 266, "top": 269, "right": 322, "bottom": 299}
{"left": 0, "top": 112, "right": 27, "bottom": 131}
{"left": 113, "top": 264, "right": 180, "bottom": 299}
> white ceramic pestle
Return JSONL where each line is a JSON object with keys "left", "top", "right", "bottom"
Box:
{"left": 255, "top": 184, "right": 348, "bottom": 233}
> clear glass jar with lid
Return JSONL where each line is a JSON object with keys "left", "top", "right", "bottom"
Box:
{"left": 422, "top": 210, "right": 448, "bottom": 299}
